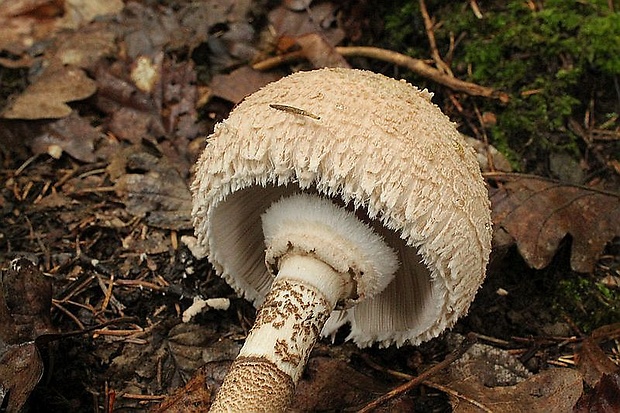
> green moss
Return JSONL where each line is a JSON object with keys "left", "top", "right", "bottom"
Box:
{"left": 380, "top": 0, "right": 619, "bottom": 173}
{"left": 555, "top": 275, "right": 620, "bottom": 333}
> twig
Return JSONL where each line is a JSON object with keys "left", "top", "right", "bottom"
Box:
{"left": 338, "top": 47, "right": 509, "bottom": 101}
{"left": 105, "top": 382, "right": 116, "bottom": 413}
{"left": 96, "top": 274, "right": 126, "bottom": 315}
{"left": 473, "top": 104, "right": 496, "bottom": 171}
{"left": 97, "top": 274, "right": 115, "bottom": 316}
{"left": 360, "top": 353, "right": 414, "bottom": 381}
{"left": 13, "top": 153, "right": 40, "bottom": 176}
{"left": 469, "top": 332, "right": 512, "bottom": 347}
{"left": 482, "top": 171, "right": 620, "bottom": 197}
{"left": 419, "top": 0, "right": 453, "bottom": 75}
{"left": 52, "top": 300, "right": 86, "bottom": 330}
{"left": 357, "top": 334, "right": 476, "bottom": 412}
{"left": 469, "top": 0, "right": 484, "bottom": 19}
{"left": 114, "top": 279, "right": 166, "bottom": 291}
{"left": 252, "top": 50, "right": 304, "bottom": 71}
{"left": 121, "top": 393, "right": 166, "bottom": 401}
{"left": 252, "top": 47, "right": 509, "bottom": 102}
{"left": 422, "top": 380, "right": 493, "bottom": 413}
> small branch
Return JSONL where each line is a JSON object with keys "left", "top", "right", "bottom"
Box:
{"left": 357, "top": 334, "right": 476, "bottom": 412}
{"left": 423, "top": 380, "right": 493, "bottom": 413}
{"left": 419, "top": 0, "right": 453, "bottom": 75}
{"left": 469, "top": 0, "right": 484, "bottom": 19}
{"left": 252, "top": 47, "right": 509, "bottom": 102}
{"left": 252, "top": 50, "right": 305, "bottom": 71}
{"left": 338, "top": 47, "right": 509, "bottom": 102}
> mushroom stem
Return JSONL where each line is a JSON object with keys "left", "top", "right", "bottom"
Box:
{"left": 209, "top": 193, "right": 399, "bottom": 411}
{"left": 209, "top": 254, "right": 349, "bottom": 412}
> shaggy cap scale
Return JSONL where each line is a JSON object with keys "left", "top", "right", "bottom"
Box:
{"left": 191, "top": 67, "right": 492, "bottom": 347}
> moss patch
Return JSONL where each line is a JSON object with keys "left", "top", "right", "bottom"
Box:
{"left": 380, "top": 0, "right": 620, "bottom": 173}
{"left": 555, "top": 274, "right": 620, "bottom": 333}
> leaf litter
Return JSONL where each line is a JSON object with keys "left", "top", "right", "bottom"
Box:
{"left": 0, "top": 0, "right": 618, "bottom": 411}
{"left": 490, "top": 173, "right": 620, "bottom": 273}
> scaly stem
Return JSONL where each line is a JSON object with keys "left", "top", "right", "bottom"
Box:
{"left": 208, "top": 254, "right": 348, "bottom": 412}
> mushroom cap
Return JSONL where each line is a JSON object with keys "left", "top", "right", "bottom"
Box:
{"left": 191, "top": 68, "right": 492, "bottom": 348}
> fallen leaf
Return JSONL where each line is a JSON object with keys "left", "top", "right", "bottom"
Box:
{"left": 160, "top": 58, "right": 202, "bottom": 141}
{"left": 110, "top": 147, "right": 193, "bottom": 230}
{"left": 574, "top": 372, "right": 620, "bottom": 413}
{"left": 291, "top": 33, "right": 351, "bottom": 68}
{"left": 576, "top": 337, "right": 620, "bottom": 387}
{"left": 52, "top": 22, "right": 118, "bottom": 70}
{"left": 1, "top": 66, "right": 97, "bottom": 119}
{"left": 106, "top": 322, "right": 237, "bottom": 409}
{"left": 95, "top": 62, "right": 166, "bottom": 143}
{"left": 441, "top": 339, "right": 533, "bottom": 388}
{"left": 0, "top": 258, "right": 56, "bottom": 412}
{"left": 57, "top": 0, "right": 124, "bottom": 30}
{"left": 450, "top": 368, "right": 582, "bottom": 413}
{"left": 268, "top": 3, "right": 345, "bottom": 47}
{"left": 28, "top": 112, "right": 99, "bottom": 162}
{"left": 489, "top": 174, "right": 620, "bottom": 272}
{"left": 1, "top": 258, "right": 55, "bottom": 341}
{"left": 433, "top": 340, "right": 583, "bottom": 413}
{"left": 0, "top": 342, "right": 44, "bottom": 413}
{"left": 290, "top": 357, "right": 389, "bottom": 411}
{"left": 150, "top": 366, "right": 213, "bottom": 413}
{"left": 0, "top": 0, "right": 64, "bottom": 59}
{"left": 0, "top": 0, "right": 121, "bottom": 66}
{"left": 95, "top": 55, "right": 201, "bottom": 157}
{"left": 210, "top": 66, "right": 284, "bottom": 104}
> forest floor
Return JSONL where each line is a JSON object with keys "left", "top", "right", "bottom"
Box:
{"left": 0, "top": 1, "right": 619, "bottom": 412}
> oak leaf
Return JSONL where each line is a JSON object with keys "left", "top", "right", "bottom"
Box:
{"left": 489, "top": 174, "right": 620, "bottom": 272}
{"left": 433, "top": 339, "right": 582, "bottom": 413}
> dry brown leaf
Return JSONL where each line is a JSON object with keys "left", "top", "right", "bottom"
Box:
{"left": 121, "top": 324, "right": 239, "bottom": 412}
{"left": 57, "top": 0, "right": 123, "bottom": 30}
{"left": 489, "top": 174, "right": 620, "bottom": 272}
{"left": 290, "top": 357, "right": 388, "bottom": 411}
{"left": 1, "top": 66, "right": 97, "bottom": 119}
{"left": 95, "top": 56, "right": 201, "bottom": 159}
{"left": 293, "top": 33, "right": 351, "bottom": 68}
{"left": 28, "top": 112, "right": 99, "bottom": 162}
{"left": 210, "top": 66, "right": 284, "bottom": 104}
{"left": 95, "top": 62, "right": 166, "bottom": 143}
{"left": 110, "top": 148, "right": 193, "bottom": 230}
{"left": 52, "top": 23, "right": 117, "bottom": 70}
{"left": 0, "top": 0, "right": 121, "bottom": 65}
{"left": 150, "top": 366, "right": 213, "bottom": 413}
{"left": 577, "top": 337, "right": 620, "bottom": 387}
{"left": 0, "top": 342, "right": 44, "bottom": 412}
{"left": 268, "top": 2, "right": 345, "bottom": 47}
{"left": 433, "top": 340, "right": 582, "bottom": 413}
{"left": 0, "top": 258, "right": 56, "bottom": 412}
{"left": 574, "top": 372, "right": 620, "bottom": 413}
{"left": 446, "top": 368, "right": 582, "bottom": 413}
{"left": 0, "top": 0, "right": 64, "bottom": 59}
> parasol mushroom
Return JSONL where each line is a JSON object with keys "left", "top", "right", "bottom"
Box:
{"left": 191, "top": 68, "right": 492, "bottom": 411}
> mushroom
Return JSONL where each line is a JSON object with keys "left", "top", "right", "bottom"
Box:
{"left": 191, "top": 68, "right": 492, "bottom": 411}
